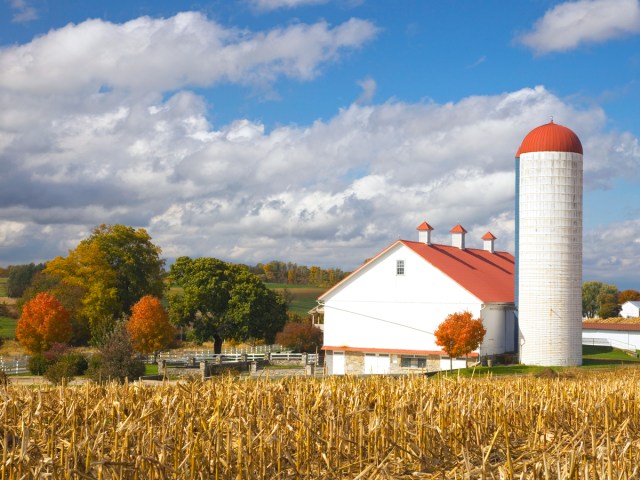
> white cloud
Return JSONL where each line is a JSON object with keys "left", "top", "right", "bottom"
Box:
{"left": 250, "top": 0, "right": 330, "bottom": 11}
{"left": 0, "top": 12, "right": 379, "bottom": 93}
{"left": 0, "top": 14, "right": 638, "bottom": 282}
{"left": 9, "top": 0, "right": 37, "bottom": 23}
{"left": 356, "top": 76, "right": 376, "bottom": 104}
{"left": 518, "top": 0, "right": 640, "bottom": 54}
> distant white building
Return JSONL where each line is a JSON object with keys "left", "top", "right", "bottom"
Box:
{"left": 621, "top": 301, "right": 640, "bottom": 319}
{"left": 320, "top": 222, "right": 516, "bottom": 375}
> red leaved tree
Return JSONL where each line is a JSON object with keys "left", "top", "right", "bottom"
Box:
{"left": 434, "top": 311, "right": 486, "bottom": 371}
{"left": 126, "top": 295, "right": 176, "bottom": 362}
{"left": 17, "top": 292, "right": 73, "bottom": 353}
{"left": 275, "top": 321, "right": 323, "bottom": 353}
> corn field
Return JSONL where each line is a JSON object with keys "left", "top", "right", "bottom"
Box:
{"left": 1, "top": 369, "right": 640, "bottom": 479}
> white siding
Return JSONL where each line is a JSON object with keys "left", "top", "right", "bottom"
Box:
{"left": 582, "top": 329, "right": 640, "bottom": 350}
{"left": 620, "top": 302, "right": 640, "bottom": 318}
{"left": 323, "top": 243, "right": 483, "bottom": 353}
{"left": 518, "top": 151, "right": 583, "bottom": 366}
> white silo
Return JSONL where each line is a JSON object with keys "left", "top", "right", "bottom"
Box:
{"left": 516, "top": 121, "right": 583, "bottom": 366}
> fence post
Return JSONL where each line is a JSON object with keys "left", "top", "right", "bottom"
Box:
{"left": 301, "top": 353, "right": 308, "bottom": 366}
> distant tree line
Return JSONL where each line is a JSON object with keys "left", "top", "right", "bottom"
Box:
{"left": 249, "top": 260, "right": 349, "bottom": 287}
{"left": 582, "top": 281, "right": 640, "bottom": 319}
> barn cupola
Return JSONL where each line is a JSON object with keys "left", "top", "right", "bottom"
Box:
{"left": 416, "top": 221, "right": 434, "bottom": 245}
{"left": 482, "top": 232, "right": 496, "bottom": 253}
{"left": 450, "top": 224, "right": 467, "bottom": 249}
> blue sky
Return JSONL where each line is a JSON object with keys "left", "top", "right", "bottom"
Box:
{"left": 1, "top": 0, "right": 639, "bottom": 289}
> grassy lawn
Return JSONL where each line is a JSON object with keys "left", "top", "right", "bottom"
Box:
{"left": 145, "top": 363, "right": 159, "bottom": 375}
{"left": 266, "top": 284, "right": 326, "bottom": 316}
{"left": 442, "top": 346, "right": 640, "bottom": 377}
{"left": 0, "top": 316, "right": 17, "bottom": 339}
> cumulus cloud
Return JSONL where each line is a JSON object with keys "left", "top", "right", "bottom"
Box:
{"left": 0, "top": 12, "right": 379, "bottom": 93}
{"left": 518, "top": 0, "right": 640, "bottom": 54}
{"left": 0, "top": 13, "right": 639, "bottom": 284}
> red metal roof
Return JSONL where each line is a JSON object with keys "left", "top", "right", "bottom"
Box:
{"left": 516, "top": 121, "right": 583, "bottom": 156}
{"left": 400, "top": 240, "right": 514, "bottom": 303}
{"left": 416, "top": 221, "right": 434, "bottom": 231}
{"left": 582, "top": 322, "right": 640, "bottom": 332}
{"left": 450, "top": 224, "right": 467, "bottom": 234}
{"left": 319, "top": 239, "right": 514, "bottom": 304}
{"left": 481, "top": 232, "right": 496, "bottom": 240}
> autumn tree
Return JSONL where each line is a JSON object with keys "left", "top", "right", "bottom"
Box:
{"left": 619, "top": 290, "right": 640, "bottom": 304}
{"left": 434, "top": 311, "right": 486, "bottom": 372}
{"left": 169, "top": 257, "right": 287, "bottom": 353}
{"left": 275, "top": 321, "right": 323, "bottom": 352}
{"left": 42, "top": 224, "right": 164, "bottom": 344}
{"left": 127, "top": 296, "right": 176, "bottom": 362}
{"left": 16, "top": 292, "right": 73, "bottom": 353}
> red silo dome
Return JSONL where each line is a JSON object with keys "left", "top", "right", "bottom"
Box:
{"left": 516, "top": 121, "right": 582, "bottom": 157}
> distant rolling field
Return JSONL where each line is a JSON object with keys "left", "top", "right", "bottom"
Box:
{"left": 266, "top": 284, "right": 326, "bottom": 316}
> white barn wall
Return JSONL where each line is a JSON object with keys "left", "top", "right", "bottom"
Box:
{"left": 620, "top": 302, "right": 640, "bottom": 318}
{"left": 323, "top": 243, "right": 483, "bottom": 352}
{"left": 582, "top": 328, "right": 640, "bottom": 350}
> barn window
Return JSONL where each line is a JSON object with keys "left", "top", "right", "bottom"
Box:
{"left": 401, "top": 356, "right": 426, "bottom": 368}
{"left": 396, "top": 259, "right": 405, "bottom": 275}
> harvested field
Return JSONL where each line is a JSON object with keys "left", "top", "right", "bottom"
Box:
{"left": 1, "top": 370, "right": 640, "bottom": 478}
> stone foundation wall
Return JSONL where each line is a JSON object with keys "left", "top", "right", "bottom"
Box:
{"left": 344, "top": 351, "right": 364, "bottom": 374}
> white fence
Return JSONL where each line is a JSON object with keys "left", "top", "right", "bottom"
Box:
{"left": 582, "top": 337, "right": 636, "bottom": 352}
{"left": 160, "top": 352, "right": 319, "bottom": 365}
{"left": 0, "top": 356, "right": 29, "bottom": 375}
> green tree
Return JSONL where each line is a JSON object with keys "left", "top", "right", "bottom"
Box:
{"left": 583, "top": 281, "right": 619, "bottom": 319}
{"left": 7, "top": 263, "right": 45, "bottom": 298}
{"left": 169, "top": 257, "right": 287, "bottom": 353}
{"left": 87, "top": 322, "right": 145, "bottom": 383}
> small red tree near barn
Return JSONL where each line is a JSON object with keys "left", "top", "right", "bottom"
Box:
{"left": 17, "top": 292, "right": 72, "bottom": 354}
{"left": 126, "top": 295, "right": 176, "bottom": 362}
{"left": 434, "top": 311, "right": 486, "bottom": 371}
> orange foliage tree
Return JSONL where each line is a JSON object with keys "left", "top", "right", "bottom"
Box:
{"left": 434, "top": 311, "right": 486, "bottom": 371}
{"left": 126, "top": 296, "right": 176, "bottom": 362}
{"left": 619, "top": 289, "right": 640, "bottom": 304}
{"left": 16, "top": 292, "right": 72, "bottom": 353}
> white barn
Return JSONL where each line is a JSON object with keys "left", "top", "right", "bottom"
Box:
{"left": 320, "top": 222, "right": 516, "bottom": 375}
{"left": 620, "top": 301, "right": 640, "bottom": 319}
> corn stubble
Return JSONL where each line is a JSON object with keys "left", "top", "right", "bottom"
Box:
{"left": 1, "top": 370, "right": 640, "bottom": 479}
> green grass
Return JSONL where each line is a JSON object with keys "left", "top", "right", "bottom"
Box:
{"left": 145, "top": 363, "right": 159, "bottom": 375}
{"left": 0, "top": 277, "right": 7, "bottom": 297}
{"left": 0, "top": 316, "right": 16, "bottom": 339}
{"left": 581, "top": 345, "right": 640, "bottom": 365}
{"left": 266, "top": 284, "right": 326, "bottom": 316}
